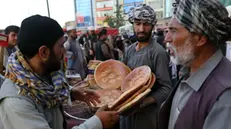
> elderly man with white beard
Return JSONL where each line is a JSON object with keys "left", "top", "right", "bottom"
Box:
{"left": 158, "top": 0, "right": 231, "bottom": 129}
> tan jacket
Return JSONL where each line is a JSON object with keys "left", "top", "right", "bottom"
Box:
{"left": 0, "top": 79, "right": 102, "bottom": 129}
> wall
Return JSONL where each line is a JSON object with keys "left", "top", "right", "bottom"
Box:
{"left": 95, "top": 0, "right": 115, "bottom": 26}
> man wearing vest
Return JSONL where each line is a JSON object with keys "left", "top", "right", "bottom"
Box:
{"left": 95, "top": 28, "right": 114, "bottom": 61}
{"left": 158, "top": 0, "right": 231, "bottom": 129}
{"left": 0, "top": 15, "right": 119, "bottom": 129}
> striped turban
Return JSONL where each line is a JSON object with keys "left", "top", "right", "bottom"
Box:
{"left": 128, "top": 4, "right": 157, "bottom": 25}
{"left": 173, "top": 0, "right": 231, "bottom": 44}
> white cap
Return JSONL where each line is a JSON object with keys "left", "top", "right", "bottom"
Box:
{"left": 226, "top": 5, "right": 231, "bottom": 17}
{"left": 66, "top": 26, "right": 76, "bottom": 31}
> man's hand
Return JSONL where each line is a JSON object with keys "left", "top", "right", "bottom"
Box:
{"left": 71, "top": 87, "right": 100, "bottom": 106}
{"left": 96, "top": 105, "right": 119, "bottom": 129}
{"left": 89, "top": 50, "right": 94, "bottom": 55}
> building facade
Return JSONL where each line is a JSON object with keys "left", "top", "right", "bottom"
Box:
{"left": 95, "top": 0, "right": 115, "bottom": 26}
{"left": 164, "top": 0, "right": 174, "bottom": 18}
{"left": 144, "top": 0, "right": 165, "bottom": 19}
{"left": 74, "top": 0, "right": 95, "bottom": 27}
{"left": 123, "top": 0, "right": 143, "bottom": 13}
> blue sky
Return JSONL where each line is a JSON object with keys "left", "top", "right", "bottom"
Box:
{"left": 0, "top": 0, "right": 75, "bottom": 29}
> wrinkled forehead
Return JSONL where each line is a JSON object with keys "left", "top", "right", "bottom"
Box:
{"left": 168, "top": 16, "right": 185, "bottom": 30}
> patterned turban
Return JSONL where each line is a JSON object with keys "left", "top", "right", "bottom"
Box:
{"left": 128, "top": 4, "right": 157, "bottom": 25}
{"left": 173, "top": 0, "right": 231, "bottom": 44}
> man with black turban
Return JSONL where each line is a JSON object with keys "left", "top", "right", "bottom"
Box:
{"left": 0, "top": 15, "right": 119, "bottom": 129}
{"left": 158, "top": 0, "right": 231, "bottom": 129}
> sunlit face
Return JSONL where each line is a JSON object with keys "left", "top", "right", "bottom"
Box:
{"left": 133, "top": 20, "right": 153, "bottom": 42}
{"left": 165, "top": 17, "right": 196, "bottom": 66}
{"left": 8, "top": 32, "right": 18, "bottom": 48}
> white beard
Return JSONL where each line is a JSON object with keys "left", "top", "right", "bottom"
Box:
{"left": 167, "top": 39, "right": 195, "bottom": 66}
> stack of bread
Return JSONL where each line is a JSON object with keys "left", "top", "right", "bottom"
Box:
{"left": 94, "top": 59, "right": 155, "bottom": 113}
{"left": 93, "top": 59, "right": 131, "bottom": 108}
{"left": 87, "top": 60, "right": 102, "bottom": 74}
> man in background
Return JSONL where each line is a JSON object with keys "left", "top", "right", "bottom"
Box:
{"left": 64, "top": 25, "right": 87, "bottom": 79}
{"left": 95, "top": 28, "right": 114, "bottom": 61}
{"left": 121, "top": 4, "right": 172, "bottom": 129}
{"left": 3, "top": 25, "right": 20, "bottom": 69}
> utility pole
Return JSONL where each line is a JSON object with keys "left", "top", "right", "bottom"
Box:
{"left": 74, "top": 0, "right": 77, "bottom": 26}
{"left": 116, "top": 0, "right": 119, "bottom": 27}
{"left": 46, "top": 0, "right": 51, "bottom": 17}
{"left": 90, "top": 0, "right": 95, "bottom": 26}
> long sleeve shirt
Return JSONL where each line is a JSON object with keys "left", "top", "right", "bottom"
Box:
{"left": 168, "top": 50, "right": 231, "bottom": 129}
{"left": 0, "top": 97, "right": 102, "bottom": 129}
{"left": 120, "top": 38, "right": 172, "bottom": 129}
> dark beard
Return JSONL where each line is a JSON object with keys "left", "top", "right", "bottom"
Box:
{"left": 135, "top": 32, "right": 152, "bottom": 42}
{"left": 43, "top": 51, "right": 61, "bottom": 74}
{"left": 133, "top": 26, "right": 153, "bottom": 42}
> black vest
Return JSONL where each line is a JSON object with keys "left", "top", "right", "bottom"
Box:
{"left": 95, "top": 40, "right": 110, "bottom": 61}
{"left": 158, "top": 58, "right": 231, "bottom": 129}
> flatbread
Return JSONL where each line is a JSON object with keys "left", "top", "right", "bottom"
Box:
{"left": 94, "top": 59, "right": 131, "bottom": 90}
{"left": 114, "top": 73, "right": 156, "bottom": 110}
{"left": 108, "top": 82, "right": 143, "bottom": 109}
{"left": 95, "top": 89, "right": 123, "bottom": 107}
{"left": 86, "top": 74, "right": 100, "bottom": 89}
{"left": 148, "top": 73, "right": 156, "bottom": 89}
{"left": 121, "top": 66, "right": 151, "bottom": 92}
{"left": 113, "top": 84, "right": 149, "bottom": 111}
{"left": 117, "top": 88, "right": 151, "bottom": 113}
{"left": 88, "top": 60, "right": 102, "bottom": 70}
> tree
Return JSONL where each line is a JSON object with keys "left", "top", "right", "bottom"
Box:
{"left": 104, "top": 4, "right": 126, "bottom": 28}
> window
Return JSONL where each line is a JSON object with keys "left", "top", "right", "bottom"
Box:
{"left": 96, "top": 0, "right": 114, "bottom": 8}
{"left": 124, "top": 0, "right": 143, "bottom": 4}
{"left": 149, "top": 0, "right": 163, "bottom": 9}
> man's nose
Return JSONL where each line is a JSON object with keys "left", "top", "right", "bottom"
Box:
{"left": 139, "top": 24, "right": 145, "bottom": 32}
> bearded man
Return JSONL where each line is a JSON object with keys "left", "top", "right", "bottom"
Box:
{"left": 121, "top": 4, "right": 172, "bottom": 129}
{"left": 0, "top": 15, "right": 119, "bottom": 129}
{"left": 158, "top": 0, "right": 231, "bottom": 129}
{"left": 64, "top": 25, "right": 87, "bottom": 79}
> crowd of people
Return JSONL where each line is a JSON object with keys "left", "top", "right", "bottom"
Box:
{"left": 0, "top": 0, "right": 231, "bottom": 129}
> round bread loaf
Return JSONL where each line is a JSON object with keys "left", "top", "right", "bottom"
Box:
{"left": 94, "top": 59, "right": 131, "bottom": 89}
